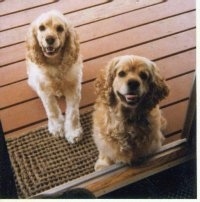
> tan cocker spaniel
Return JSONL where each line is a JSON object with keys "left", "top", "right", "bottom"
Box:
{"left": 26, "top": 10, "right": 83, "bottom": 143}
{"left": 93, "top": 55, "right": 169, "bottom": 170}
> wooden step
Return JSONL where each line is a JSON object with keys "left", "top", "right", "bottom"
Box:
{"left": 0, "top": 12, "right": 195, "bottom": 67}
{"left": 0, "top": 0, "right": 109, "bottom": 31}
{"left": 1, "top": 0, "right": 195, "bottom": 48}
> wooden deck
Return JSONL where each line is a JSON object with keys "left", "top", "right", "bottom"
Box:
{"left": 0, "top": 0, "right": 196, "bottom": 197}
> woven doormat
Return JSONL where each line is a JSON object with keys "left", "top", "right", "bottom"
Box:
{"left": 6, "top": 112, "right": 99, "bottom": 198}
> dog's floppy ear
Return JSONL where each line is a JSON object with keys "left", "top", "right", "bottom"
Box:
{"left": 150, "top": 62, "right": 169, "bottom": 101}
{"left": 140, "top": 62, "right": 169, "bottom": 111}
{"left": 95, "top": 57, "right": 120, "bottom": 106}
{"left": 26, "top": 21, "right": 43, "bottom": 63}
{"left": 62, "top": 21, "right": 80, "bottom": 66}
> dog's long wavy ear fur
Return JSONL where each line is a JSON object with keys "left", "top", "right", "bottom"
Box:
{"left": 62, "top": 21, "right": 80, "bottom": 67}
{"left": 26, "top": 21, "right": 44, "bottom": 64}
{"left": 140, "top": 62, "right": 169, "bottom": 111}
{"left": 95, "top": 57, "right": 120, "bottom": 106}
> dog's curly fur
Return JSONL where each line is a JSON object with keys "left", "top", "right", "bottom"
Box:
{"left": 26, "top": 10, "right": 83, "bottom": 143}
{"left": 93, "top": 55, "right": 169, "bottom": 170}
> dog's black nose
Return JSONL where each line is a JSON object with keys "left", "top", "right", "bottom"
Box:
{"left": 46, "top": 36, "right": 55, "bottom": 45}
{"left": 127, "top": 79, "right": 140, "bottom": 91}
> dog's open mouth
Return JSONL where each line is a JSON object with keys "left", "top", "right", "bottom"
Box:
{"left": 43, "top": 46, "right": 60, "bottom": 56}
{"left": 117, "top": 91, "right": 140, "bottom": 106}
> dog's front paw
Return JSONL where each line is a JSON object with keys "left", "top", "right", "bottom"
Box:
{"left": 65, "top": 127, "right": 83, "bottom": 144}
{"left": 94, "top": 158, "right": 111, "bottom": 171}
{"left": 48, "top": 117, "right": 64, "bottom": 137}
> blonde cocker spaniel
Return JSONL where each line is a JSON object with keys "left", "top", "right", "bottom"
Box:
{"left": 26, "top": 10, "right": 83, "bottom": 143}
{"left": 93, "top": 55, "right": 169, "bottom": 171}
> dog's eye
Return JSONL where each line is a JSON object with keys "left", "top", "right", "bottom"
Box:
{"left": 57, "top": 25, "right": 64, "bottom": 32}
{"left": 39, "top": 25, "right": 45, "bottom": 31}
{"left": 118, "top": 71, "right": 126, "bottom": 77}
{"left": 139, "top": 71, "right": 148, "bottom": 80}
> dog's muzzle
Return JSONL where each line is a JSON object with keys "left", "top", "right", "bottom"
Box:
{"left": 42, "top": 36, "right": 61, "bottom": 57}
{"left": 42, "top": 45, "right": 61, "bottom": 57}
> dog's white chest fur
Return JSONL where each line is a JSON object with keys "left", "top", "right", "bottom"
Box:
{"left": 27, "top": 58, "right": 82, "bottom": 97}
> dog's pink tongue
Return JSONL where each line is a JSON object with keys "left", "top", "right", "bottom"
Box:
{"left": 125, "top": 94, "right": 137, "bottom": 102}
